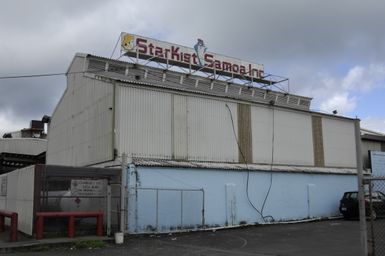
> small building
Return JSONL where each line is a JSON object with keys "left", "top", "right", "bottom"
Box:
{"left": 361, "top": 128, "right": 385, "bottom": 171}
{"left": 45, "top": 34, "right": 359, "bottom": 233}
{"left": 1, "top": 120, "right": 47, "bottom": 174}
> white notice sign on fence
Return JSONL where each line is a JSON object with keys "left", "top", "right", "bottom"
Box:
{"left": 370, "top": 151, "right": 385, "bottom": 177}
{"left": 71, "top": 179, "right": 106, "bottom": 196}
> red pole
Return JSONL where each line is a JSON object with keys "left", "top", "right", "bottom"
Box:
{"left": 96, "top": 213, "right": 103, "bottom": 236}
{"left": 10, "top": 213, "right": 18, "bottom": 242}
{"left": 0, "top": 215, "right": 4, "bottom": 232}
{"left": 68, "top": 216, "right": 75, "bottom": 238}
{"left": 36, "top": 216, "right": 44, "bottom": 239}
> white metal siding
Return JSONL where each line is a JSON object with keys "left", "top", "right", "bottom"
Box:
{"left": 116, "top": 86, "right": 172, "bottom": 159}
{"left": 0, "top": 166, "right": 35, "bottom": 235}
{"left": 273, "top": 109, "right": 314, "bottom": 165}
{"left": 0, "top": 138, "right": 46, "bottom": 155}
{"left": 251, "top": 107, "right": 314, "bottom": 166}
{"left": 251, "top": 106, "right": 273, "bottom": 163}
{"left": 186, "top": 97, "right": 238, "bottom": 162}
{"left": 47, "top": 56, "right": 114, "bottom": 166}
{"left": 116, "top": 86, "right": 238, "bottom": 162}
{"left": 322, "top": 118, "right": 357, "bottom": 168}
{"left": 173, "top": 95, "right": 188, "bottom": 159}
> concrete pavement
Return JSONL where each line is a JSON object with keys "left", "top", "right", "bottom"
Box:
{"left": 4, "top": 219, "right": 360, "bottom": 255}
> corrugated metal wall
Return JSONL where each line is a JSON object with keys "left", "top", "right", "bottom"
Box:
{"left": 362, "top": 140, "right": 382, "bottom": 168}
{"left": 47, "top": 56, "right": 114, "bottom": 166}
{"left": 116, "top": 86, "right": 238, "bottom": 162}
{"left": 115, "top": 84, "right": 357, "bottom": 167}
{"left": 116, "top": 86, "right": 172, "bottom": 159}
{"left": 251, "top": 107, "right": 314, "bottom": 166}
{"left": 47, "top": 55, "right": 358, "bottom": 168}
{"left": 186, "top": 97, "right": 238, "bottom": 162}
{"left": 322, "top": 117, "right": 357, "bottom": 168}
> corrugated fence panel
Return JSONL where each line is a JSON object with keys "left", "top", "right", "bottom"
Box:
{"left": 4, "top": 166, "right": 35, "bottom": 235}
{"left": 116, "top": 86, "right": 172, "bottom": 159}
{"left": 187, "top": 97, "right": 238, "bottom": 162}
{"left": 322, "top": 117, "right": 357, "bottom": 168}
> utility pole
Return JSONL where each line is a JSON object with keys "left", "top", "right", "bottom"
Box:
{"left": 355, "top": 119, "right": 367, "bottom": 256}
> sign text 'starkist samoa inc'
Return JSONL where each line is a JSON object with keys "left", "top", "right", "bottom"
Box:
{"left": 121, "top": 33, "right": 264, "bottom": 81}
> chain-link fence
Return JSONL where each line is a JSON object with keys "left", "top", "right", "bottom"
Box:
{"left": 36, "top": 165, "right": 121, "bottom": 236}
{"left": 367, "top": 178, "right": 385, "bottom": 256}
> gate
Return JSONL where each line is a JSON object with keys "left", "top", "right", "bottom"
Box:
{"left": 366, "top": 178, "right": 385, "bottom": 256}
{"left": 128, "top": 187, "right": 205, "bottom": 233}
{"left": 36, "top": 165, "right": 121, "bottom": 236}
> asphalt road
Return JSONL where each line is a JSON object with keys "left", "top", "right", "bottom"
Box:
{"left": 9, "top": 219, "right": 361, "bottom": 256}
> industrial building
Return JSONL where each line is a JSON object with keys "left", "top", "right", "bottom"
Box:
{"left": 361, "top": 128, "right": 385, "bottom": 170}
{"left": 0, "top": 120, "right": 47, "bottom": 174}
{"left": 42, "top": 32, "right": 360, "bottom": 234}
{"left": 0, "top": 34, "right": 357, "bottom": 239}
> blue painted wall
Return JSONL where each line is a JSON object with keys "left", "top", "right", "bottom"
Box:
{"left": 126, "top": 167, "right": 357, "bottom": 233}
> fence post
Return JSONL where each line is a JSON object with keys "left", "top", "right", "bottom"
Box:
{"left": 156, "top": 189, "right": 159, "bottom": 231}
{"left": 120, "top": 153, "right": 127, "bottom": 233}
{"left": 106, "top": 185, "right": 111, "bottom": 236}
{"left": 180, "top": 190, "right": 183, "bottom": 229}
{"left": 355, "top": 118, "right": 367, "bottom": 256}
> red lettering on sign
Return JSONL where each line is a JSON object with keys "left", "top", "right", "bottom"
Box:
{"left": 164, "top": 49, "right": 170, "bottom": 59}
{"left": 155, "top": 47, "right": 163, "bottom": 57}
{"left": 240, "top": 65, "right": 246, "bottom": 75}
{"left": 171, "top": 46, "right": 180, "bottom": 61}
{"left": 136, "top": 38, "right": 147, "bottom": 54}
{"left": 183, "top": 53, "right": 191, "bottom": 63}
{"left": 214, "top": 60, "right": 221, "bottom": 69}
{"left": 192, "top": 53, "right": 198, "bottom": 65}
{"left": 204, "top": 54, "right": 214, "bottom": 67}
{"left": 148, "top": 43, "right": 155, "bottom": 55}
{"left": 222, "top": 62, "right": 232, "bottom": 72}
{"left": 232, "top": 64, "right": 239, "bottom": 73}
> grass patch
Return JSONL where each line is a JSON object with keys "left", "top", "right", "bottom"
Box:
{"left": 73, "top": 240, "right": 106, "bottom": 249}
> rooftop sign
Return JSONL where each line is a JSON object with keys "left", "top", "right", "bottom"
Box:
{"left": 121, "top": 32, "right": 264, "bottom": 81}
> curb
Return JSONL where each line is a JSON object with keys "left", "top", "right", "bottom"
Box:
{"left": 0, "top": 236, "right": 114, "bottom": 253}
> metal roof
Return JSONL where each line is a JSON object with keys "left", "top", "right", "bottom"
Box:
{"left": 83, "top": 54, "right": 313, "bottom": 111}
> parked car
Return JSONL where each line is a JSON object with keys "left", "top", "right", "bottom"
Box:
{"left": 339, "top": 191, "right": 385, "bottom": 219}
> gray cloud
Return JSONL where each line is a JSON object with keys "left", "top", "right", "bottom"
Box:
{"left": 1, "top": 0, "right": 385, "bottom": 133}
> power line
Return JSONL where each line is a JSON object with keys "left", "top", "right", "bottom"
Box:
{"left": 0, "top": 70, "right": 106, "bottom": 80}
{"left": 0, "top": 72, "right": 67, "bottom": 80}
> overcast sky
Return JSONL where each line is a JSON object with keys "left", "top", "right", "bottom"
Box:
{"left": 1, "top": 0, "right": 385, "bottom": 134}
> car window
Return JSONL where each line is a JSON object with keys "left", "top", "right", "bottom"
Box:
{"left": 344, "top": 192, "right": 357, "bottom": 199}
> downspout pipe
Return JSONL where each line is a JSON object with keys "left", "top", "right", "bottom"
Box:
{"left": 120, "top": 153, "right": 128, "bottom": 233}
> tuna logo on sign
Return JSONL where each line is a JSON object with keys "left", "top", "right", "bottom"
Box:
{"left": 122, "top": 34, "right": 136, "bottom": 50}
{"left": 194, "top": 38, "right": 207, "bottom": 67}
